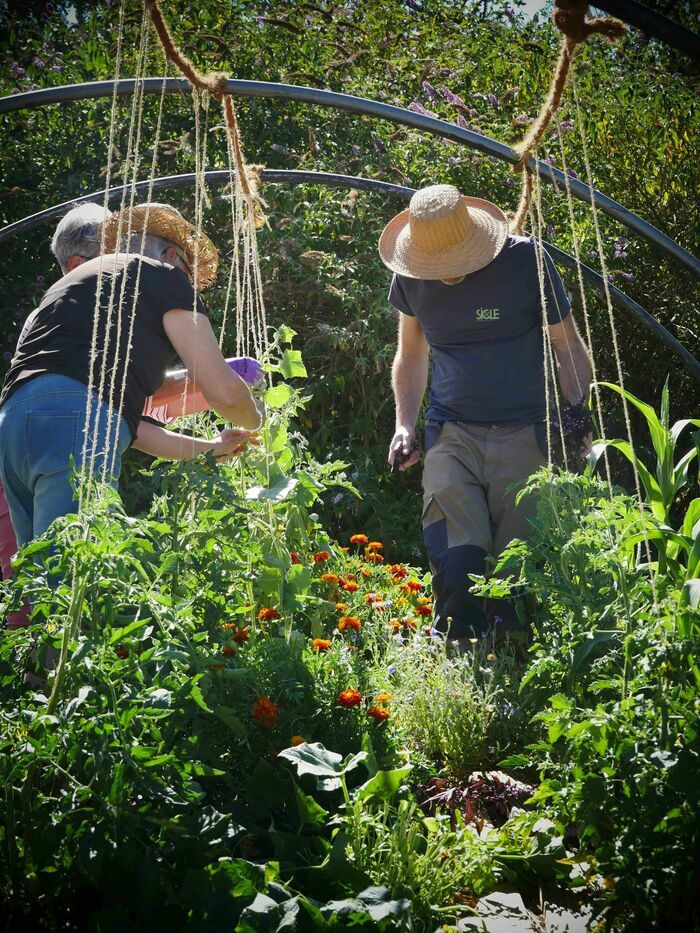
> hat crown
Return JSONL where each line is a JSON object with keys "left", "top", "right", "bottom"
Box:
{"left": 408, "top": 184, "right": 473, "bottom": 254}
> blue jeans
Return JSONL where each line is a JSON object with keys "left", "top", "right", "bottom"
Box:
{"left": 0, "top": 375, "right": 130, "bottom": 548}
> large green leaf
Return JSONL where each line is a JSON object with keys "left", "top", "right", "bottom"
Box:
{"left": 356, "top": 765, "right": 412, "bottom": 803}
{"left": 320, "top": 886, "right": 411, "bottom": 924}
{"left": 278, "top": 743, "right": 367, "bottom": 791}
{"left": 599, "top": 382, "right": 667, "bottom": 467}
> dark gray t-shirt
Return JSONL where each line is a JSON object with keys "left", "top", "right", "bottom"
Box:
{"left": 1, "top": 254, "right": 207, "bottom": 441}
{"left": 388, "top": 235, "right": 571, "bottom": 425}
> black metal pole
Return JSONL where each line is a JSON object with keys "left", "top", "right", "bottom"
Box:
{"left": 1, "top": 79, "right": 698, "bottom": 278}
{"left": 1, "top": 169, "right": 696, "bottom": 382}
{"left": 590, "top": 0, "right": 700, "bottom": 61}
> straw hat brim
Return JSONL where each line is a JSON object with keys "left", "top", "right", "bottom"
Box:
{"left": 100, "top": 205, "right": 218, "bottom": 290}
{"left": 379, "top": 196, "right": 509, "bottom": 280}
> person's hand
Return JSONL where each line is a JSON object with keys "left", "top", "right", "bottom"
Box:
{"left": 388, "top": 426, "right": 420, "bottom": 472}
{"left": 212, "top": 428, "right": 259, "bottom": 462}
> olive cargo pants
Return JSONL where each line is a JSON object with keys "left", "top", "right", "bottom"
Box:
{"left": 422, "top": 421, "right": 548, "bottom": 638}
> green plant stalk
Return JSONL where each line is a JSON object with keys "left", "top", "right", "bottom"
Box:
{"left": 4, "top": 785, "right": 19, "bottom": 894}
{"left": 47, "top": 568, "right": 88, "bottom": 717}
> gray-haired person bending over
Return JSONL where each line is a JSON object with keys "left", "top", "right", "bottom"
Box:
{"left": 0, "top": 202, "right": 260, "bottom": 549}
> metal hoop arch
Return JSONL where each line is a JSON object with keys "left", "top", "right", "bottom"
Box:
{"left": 2, "top": 169, "right": 696, "bottom": 382}
{"left": 1, "top": 78, "right": 698, "bottom": 279}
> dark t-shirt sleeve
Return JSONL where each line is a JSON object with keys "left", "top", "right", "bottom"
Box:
{"left": 388, "top": 273, "right": 414, "bottom": 316}
{"left": 541, "top": 248, "right": 571, "bottom": 325}
{"left": 141, "top": 263, "right": 209, "bottom": 318}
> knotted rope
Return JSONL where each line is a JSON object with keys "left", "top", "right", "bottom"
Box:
{"left": 510, "top": 0, "right": 626, "bottom": 234}
{"left": 144, "top": 0, "right": 265, "bottom": 226}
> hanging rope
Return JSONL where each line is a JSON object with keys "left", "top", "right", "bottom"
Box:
{"left": 144, "top": 0, "right": 265, "bottom": 227}
{"left": 510, "top": 0, "right": 626, "bottom": 234}
{"left": 79, "top": 0, "right": 127, "bottom": 512}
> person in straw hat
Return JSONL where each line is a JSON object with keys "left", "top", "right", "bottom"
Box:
{"left": 0, "top": 201, "right": 261, "bottom": 552}
{"left": 379, "top": 184, "right": 592, "bottom": 649}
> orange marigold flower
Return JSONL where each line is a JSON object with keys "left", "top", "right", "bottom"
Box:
{"left": 115, "top": 648, "right": 129, "bottom": 659}
{"left": 364, "top": 593, "right": 382, "bottom": 605}
{"left": 253, "top": 697, "right": 280, "bottom": 727}
{"left": 400, "top": 580, "right": 423, "bottom": 593}
{"left": 415, "top": 605, "right": 432, "bottom": 618}
{"left": 367, "top": 541, "right": 383, "bottom": 551}
{"left": 366, "top": 552, "right": 384, "bottom": 564}
{"left": 290, "top": 551, "right": 302, "bottom": 565}
{"left": 338, "top": 615, "right": 361, "bottom": 632}
{"left": 258, "top": 607, "right": 281, "bottom": 621}
{"left": 209, "top": 663, "right": 225, "bottom": 673}
{"left": 404, "top": 617, "right": 417, "bottom": 630}
{"left": 335, "top": 602, "right": 349, "bottom": 612}
{"left": 394, "top": 597, "right": 408, "bottom": 607}
{"left": 233, "top": 627, "right": 250, "bottom": 644}
{"left": 349, "top": 534, "right": 368, "bottom": 546}
{"left": 321, "top": 573, "right": 339, "bottom": 584}
{"left": 341, "top": 580, "right": 359, "bottom": 593}
{"left": 368, "top": 705, "right": 390, "bottom": 722}
{"left": 221, "top": 622, "right": 237, "bottom": 630}
{"left": 375, "top": 692, "right": 392, "bottom": 704}
{"left": 345, "top": 573, "right": 356, "bottom": 581}
{"left": 417, "top": 596, "right": 432, "bottom": 606}
{"left": 360, "top": 568, "right": 372, "bottom": 579}
{"left": 337, "top": 688, "right": 362, "bottom": 708}
{"left": 390, "top": 564, "right": 408, "bottom": 579}
{"left": 313, "top": 550, "right": 331, "bottom": 563}
{"left": 222, "top": 645, "right": 236, "bottom": 657}
{"left": 340, "top": 546, "right": 350, "bottom": 554}
{"left": 291, "top": 735, "right": 306, "bottom": 746}
{"left": 312, "top": 638, "right": 332, "bottom": 652}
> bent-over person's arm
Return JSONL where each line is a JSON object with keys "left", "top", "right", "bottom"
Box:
{"left": 162, "top": 310, "right": 262, "bottom": 430}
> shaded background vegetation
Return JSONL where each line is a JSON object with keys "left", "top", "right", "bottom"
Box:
{"left": 1, "top": 0, "right": 698, "bottom": 559}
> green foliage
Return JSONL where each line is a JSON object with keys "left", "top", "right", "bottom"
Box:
{"left": 387, "top": 637, "right": 533, "bottom": 781}
{"left": 1, "top": 0, "right": 698, "bottom": 557}
{"left": 475, "top": 467, "right": 700, "bottom": 929}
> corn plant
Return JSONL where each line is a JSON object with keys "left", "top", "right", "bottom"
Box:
{"left": 591, "top": 380, "right": 699, "bottom": 579}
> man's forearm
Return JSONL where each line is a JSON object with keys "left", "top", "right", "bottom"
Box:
{"left": 556, "top": 340, "right": 592, "bottom": 406}
{"left": 393, "top": 350, "right": 429, "bottom": 429}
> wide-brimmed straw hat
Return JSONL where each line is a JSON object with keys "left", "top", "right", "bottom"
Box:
{"left": 379, "top": 184, "right": 509, "bottom": 280}
{"left": 100, "top": 202, "right": 218, "bottom": 290}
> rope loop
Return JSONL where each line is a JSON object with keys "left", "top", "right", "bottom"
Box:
{"left": 509, "top": 0, "right": 626, "bottom": 231}
{"left": 144, "top": 0, "right": 265, "bottom": 222}
{"left": 554, "top": 0, "right": 627, "bottom": 44}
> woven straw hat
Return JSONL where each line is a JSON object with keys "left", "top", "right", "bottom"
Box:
{"left": 379, "top": 184, "right": 509, "bottom": 280}
{"left": 100, "top": 202, "right": 218, "bottom": 290}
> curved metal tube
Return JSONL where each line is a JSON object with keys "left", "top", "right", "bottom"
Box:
{"left": 2, "top": 168, "right": 696, "bottom": 382}
{"left": 1, "top": 78, "right": 698, "bottom": 278}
